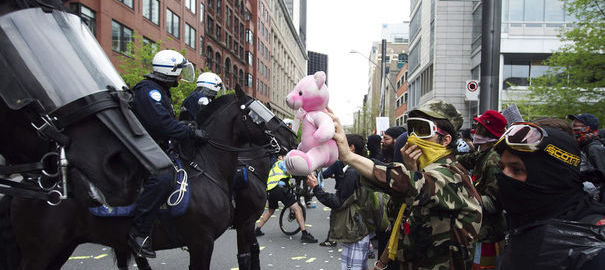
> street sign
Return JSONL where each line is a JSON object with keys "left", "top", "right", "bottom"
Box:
{"left": 465, "top": 80, "right": 480, "bottom": 101}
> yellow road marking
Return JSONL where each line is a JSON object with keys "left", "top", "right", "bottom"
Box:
{"left": 260, "top": 246, "right": 266, "bottom": 250}
{"left": 291, "top": 256, "right": 307, "bottom": 260}
{"left": 230, "top": 268, "right": 239, "bottom": 270}
{"left": 68, "top": 256, "right": 91, "bottom": 260}
{"left": 306, "top": 257, "right": 316, "bottom": 263}
{"left": 94, "top": 254, "right": 108, "bottom": 259}
{"left": 323, "top": 207, "right": 330, "bottom": 211}
{"left": 305, "top": 224, "right": 312, "bottom": 227}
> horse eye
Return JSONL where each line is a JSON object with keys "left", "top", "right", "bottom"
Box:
{"left": 298, "top": 91, "right": 302, "bottom": 96}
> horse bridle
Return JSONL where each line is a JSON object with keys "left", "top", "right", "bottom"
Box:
{"left": 0, "top": 87, "right": 138, "bottom": 205}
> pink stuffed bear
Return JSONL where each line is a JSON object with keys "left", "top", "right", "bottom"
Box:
{"left": 284, "top": 71, "right": 338, "bottom": 176}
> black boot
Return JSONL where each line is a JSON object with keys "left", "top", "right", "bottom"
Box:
{"left": 128, "top": 230, "right": 156, "bottom": 258}
{"left": 301, "top": 230, "right": 318, "bottom": 243}
{"left": 254, "top": 227, "right": 264, "bottom": 236}
{"left": 237, "top": 252, "right": 252, "bottom": 270}
{"left": 251, "top": 241, "right": 261, "bottom": 270}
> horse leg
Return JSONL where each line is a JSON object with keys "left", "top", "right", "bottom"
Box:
{"left": 46, "top": 242, "right": 79, "bottom": 270}
{"left": 235, "top": 221, "right": 254, "bottom": 270}
{"left": 114, "top": 249, "right": 131, "bottom": 270}
{"left": 250, "top": 239, "right": 261, "bottom": 270}
{"left": 188, "top": 242, "right": 214, "bottom": 270}
{"left": 134, "top": 254, "right": 152, "bottom": 270}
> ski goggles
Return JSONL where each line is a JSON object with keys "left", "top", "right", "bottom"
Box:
{"left": 494, "top": 122, "right": 548, "bottom": 152}
{"left": 407, "top": 117, "right": 448, "bottom": 139}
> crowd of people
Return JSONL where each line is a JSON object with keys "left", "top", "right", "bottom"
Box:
{"left": 127, "top": 50, "right": 604, "bottom": 269}
{"left": 263, "top": 101, "right": 604, "bottom": 270}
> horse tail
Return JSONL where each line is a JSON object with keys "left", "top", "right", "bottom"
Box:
{"left": 0, "top": 196, "right": 21, "bottom": 270}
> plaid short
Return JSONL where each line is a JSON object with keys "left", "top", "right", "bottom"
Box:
{"left": 341, "top": 234, "right": 370, "bottom": 270}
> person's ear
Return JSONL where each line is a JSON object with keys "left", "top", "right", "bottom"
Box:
{"left": 349, "top": 144, "right": 355, "bottom": 152}
{"left": 441, "top": 134, "right": 452, "bottom": 147}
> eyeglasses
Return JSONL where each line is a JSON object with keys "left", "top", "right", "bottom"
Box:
{"left": 495, "top": 122, "right": 548, "bottom": 152}
{"left": 407, "top": 117, "right": 448, "bottom": 139}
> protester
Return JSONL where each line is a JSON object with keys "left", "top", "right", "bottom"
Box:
{"left": 327, "top": 100, "right": 482, "bottom": 269}
{"left": 381, "top": 127, "right": 405, "bottom": 163}
{"left": 494, "top": 121, "right": 605, "bottom": 269}
{"left": 319, "top": 159, "right": 346, "bottom": 247}
{"left": 568, "top": 113, "right": 605, "bottom": 202}
{"left": 367, "top": 134, "right": 384, "bottom": 161}
{"left": 307, "top": 134, "right": 371, "bottom": 269}
{"left": 458, "top": 110, "right": 507, "bottom": 269}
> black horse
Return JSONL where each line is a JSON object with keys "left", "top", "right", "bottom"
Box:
{"left": 4, "top": 89, "right": 294, "bottom": 270}
{"left": 123, "top": 94, "right": 299, "bottom": 270}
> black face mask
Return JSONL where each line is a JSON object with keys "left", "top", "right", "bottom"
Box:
{"left": 496, "top": 127, "right": 587, "bottom": 228}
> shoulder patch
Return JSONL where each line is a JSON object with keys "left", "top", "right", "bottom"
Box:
{"left": 198, "top": 97, "right": 210, "bottom": 106}
{"left": 149, "top": 89, "right": 162, "bottom": 102}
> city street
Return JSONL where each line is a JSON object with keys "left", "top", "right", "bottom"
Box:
{"left": 62, "top": 179, "right": 377, "bottom": 269}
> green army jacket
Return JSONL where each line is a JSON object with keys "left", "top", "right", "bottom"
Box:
{"left": 458, "top": 148, "right": 506, "bottom": 242}
{"left": 364, "top": 154, "right": 482, "bottom": 269}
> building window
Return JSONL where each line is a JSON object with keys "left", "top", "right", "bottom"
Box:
{"left": 239, "top": 69, "right": 244, "bottom": 86}
{"left": 215, "top": 52, "right": 221, "bottom": 74}
{"left": 245, "top": 51, "right": 253, "bottom": 66}
{"left": 245, "top": 29, "right": 254, "bottom": 45}
{"left": 70, "top": 3, "right": 96, "bottom": 36}
{"left": 245, "top": 8, "right": 251, "bottom": 21}
{"left": 185, "top": 0, "right": 196, "bottom": 14}
{"left": 207, "top": 17, "right": 214, "bottom": 34}
{"left": 200, "top": 3, "right": 205, "bottom": 23}
{"left": 143, "top": 36, "right": 158, "bottom": 51}
{"left": 185, "top": 24, "right": 196, "bottom": 48}
{"left": 208, "top": 0, "right": 214, "bottom": 10}
{"left": 226, "top": 8, "right": 232, "bottom": 28}
{"left": 166, "top": 9, "right": 180, "bottom": 38}
{"left": 420, "top": 64, "right": 433, "bottom": 96}
{"left": 206, "top": 46, "right": 213, "bottom": 71}
{"left": 142, "top": 0, "right": 159, "bottom": 25}
{"left": 111, "top": 20, "right": 132, "bottom": 55}
{"left": 118, "top": 0, "right": 133, "bottom": 9}
{"left": 217, "top": 0, "right": 222, "bottom": 16}
{"left": 246, "top": 73, "right": 253, "bottom": 87}
{"left": 216, "top": 25, "right": 221, "bottom": 41}
{"left": 200, "top": 36, "right": 204, "bottom": 56}
{"left": 232, "top": 64, "right": 237, "bottom": 85}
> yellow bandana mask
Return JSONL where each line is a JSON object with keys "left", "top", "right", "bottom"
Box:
{"left": 406, "top": 134, "right": 452, "bottom": 170}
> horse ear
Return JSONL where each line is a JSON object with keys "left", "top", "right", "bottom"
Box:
{"left": 235, "top": 84, "right": 245, "bottom": 99}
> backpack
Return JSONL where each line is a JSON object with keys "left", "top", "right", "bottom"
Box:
{"left": 354, "top": 185, "right": 390, "bottom": 233}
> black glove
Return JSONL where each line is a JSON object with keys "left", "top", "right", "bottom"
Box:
{"left": 193, "top": 129, "right": 209, "bottom": 142}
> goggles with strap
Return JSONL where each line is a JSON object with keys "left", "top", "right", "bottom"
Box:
{"left": 407, "top": 117, "right": 448, "bottom": 139}
{"left": 494, "top": 122, "right": 548, "bottom": 152}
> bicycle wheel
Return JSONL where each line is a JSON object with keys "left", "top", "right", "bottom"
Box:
{"left": 279, "top": 201, "right": 306, "bottom": 236}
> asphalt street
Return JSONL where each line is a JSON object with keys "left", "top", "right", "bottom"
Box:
{"left": 61, "top": 178, "right": 378, "bottom": 269}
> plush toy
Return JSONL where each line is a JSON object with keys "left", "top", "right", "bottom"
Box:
{"left": 284, "top": 71, "right": 338, "bottom": 176}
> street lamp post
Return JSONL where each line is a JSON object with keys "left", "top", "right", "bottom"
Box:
{"left": 350, "top": 48, "right": 399, "bottom": 121}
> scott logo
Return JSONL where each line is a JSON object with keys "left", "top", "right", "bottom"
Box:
{"left": 544, "top": 144, "right": 580, "bottom": 167}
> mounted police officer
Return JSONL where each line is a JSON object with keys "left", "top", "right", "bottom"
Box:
{"left": 128, "top": 49, "right": 208, "bottom": 258}
{"left": 179, "top": 72, "right": 224, "bottom": 121}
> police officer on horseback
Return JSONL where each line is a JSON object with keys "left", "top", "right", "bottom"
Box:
{"left": 128, "top": 50, "right": 209, "bottom": 258}
{"left": 179, "top": 72, "right": 224, "bottom": 121}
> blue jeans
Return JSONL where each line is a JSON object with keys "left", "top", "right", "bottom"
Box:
{"left": 132, "top": 171, "right": 174, "bottom": 236}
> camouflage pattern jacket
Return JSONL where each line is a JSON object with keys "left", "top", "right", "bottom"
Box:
{"left": 458, "top": 148, "right": 506, "bottom": 243}
{"left": 364, "top": 155, "right": 482, "bottom": 269}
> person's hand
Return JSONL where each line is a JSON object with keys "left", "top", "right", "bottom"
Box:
{"left": 401, "top": 142, "right": 421, "bottom": 171}
{"left": 278, "top": 181, "right": 286, "bottom": 187}
{"left": 326, "top": 107, "right": 353, "bottom": 163}
{"left": 306, "top": 174, "right": 318, "bottom": 189}
{"left": 193, "top": 129, "right": 209, "bottom": 142}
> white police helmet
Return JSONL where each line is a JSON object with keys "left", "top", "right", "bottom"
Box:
{"left": 152, "top": 50, "right": 195, "bottom": 82}
{"left": 196, "top": 72, "right": 224, "bottom": 93}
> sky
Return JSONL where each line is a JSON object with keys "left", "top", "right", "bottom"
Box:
{"left": 306, "top": 0, "right": 410, "bottom": 126}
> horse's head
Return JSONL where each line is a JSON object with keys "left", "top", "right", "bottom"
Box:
{"left": 0, "top": 6, "right": 172, "bottom": 207}
{"left": 234, "top": 87, "right": 298, "bottom": 154}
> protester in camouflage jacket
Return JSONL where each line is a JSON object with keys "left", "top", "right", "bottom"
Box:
{"left": 457, "top": 110, "right": 507, "bottom": 243}
{"left": 328, "top": 100, "right": 482, "bottom": 270}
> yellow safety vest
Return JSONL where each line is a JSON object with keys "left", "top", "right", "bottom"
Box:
{"left": 266, "top": 161, "right": 289, "bottom": 191}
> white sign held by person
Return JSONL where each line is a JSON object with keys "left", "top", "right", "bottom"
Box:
{"left": 376, "top": 117, "right": 390, "bottom": 136}
{"left": 465, "top": 80, "right": 480, "bottom": 101}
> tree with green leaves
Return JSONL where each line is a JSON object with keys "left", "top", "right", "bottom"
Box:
{"left": 117, "top": 35, "right": 199, "bottom": 115}
{"left": 525, "top": 0, "right": 605, "bottom": 126}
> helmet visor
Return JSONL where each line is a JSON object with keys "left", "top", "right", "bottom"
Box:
{"left": 180, "top": 62, "right": 195, "bottom": 82}
{"left": 495, "top": 122, "right": 548, "bottom": 152}
{"left": 407, "top": 117, "right": 438, "bottom": 139}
